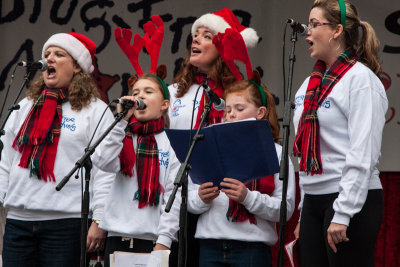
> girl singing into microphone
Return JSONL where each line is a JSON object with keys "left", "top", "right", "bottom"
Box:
{"left": 92, "top": 16, "right": 181, "bottom": 266}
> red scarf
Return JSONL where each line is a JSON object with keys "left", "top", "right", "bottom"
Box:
{"left": 119, "top": 116, "right": 165, "bottom": 208}
{"left": 293, "top": 49, "right": 356, "bottom": 174}
{"left": 12, "top": 87, "right": 68, "bottom": 181}
{"left": 194, "top": 75, "right": 224, "bottom": 129}
{"left": 226, "top": 175, "right": 275, "bottom": 224}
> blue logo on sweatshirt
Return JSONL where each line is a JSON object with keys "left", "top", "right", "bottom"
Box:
{"left": 192, "top": 99, "right": 200, "bottom": 111}
{"left": 294, "top": 95, "right": 331, "bottom": 110}
{"left": 159, "top": 151, "right": 169, "bottom": 168}
{"left": 62, "top": 116, "right": 76, "bottom": 131}
{"left": 172, "top": 99, "right": 186, "bottom": 117}
{"left": 294, "top": 95, "right": 305, "bottom": 111}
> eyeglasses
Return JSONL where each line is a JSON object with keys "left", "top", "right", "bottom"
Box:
{"left": 308, "top": 20, "right": 333, "bottom": 29}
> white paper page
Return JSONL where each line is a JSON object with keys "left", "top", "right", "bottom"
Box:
{"left": 113, "top": 250, "right": 170, "bottom": 267}
{"left": 284, "top": 239, "right": 297, "bottom": 267}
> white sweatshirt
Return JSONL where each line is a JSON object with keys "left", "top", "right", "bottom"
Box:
{"left": 168, "top": 83, "right": 204, "bottom": 130}
{"left": 293, "top": 62, "right": 388, "bottom": 226}
{"left": 187, "top": 143, "right": 296, "bottom": 246}
{"left": 0, "top": 97, "right": 115, "bottom": 221}
{"left": 92, "top": 120, "right": 181, "bottom": 248}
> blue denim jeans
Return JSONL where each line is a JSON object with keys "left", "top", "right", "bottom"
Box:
{"left": 2, "top": 218, "right": 81, "bottom": 267}
{"left": 199, "top": 239, "right": 272, "bottom": 267}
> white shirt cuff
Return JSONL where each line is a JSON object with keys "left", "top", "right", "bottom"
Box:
{"left": 156, "top": 234, "right": 172, "bottom": 248}
{"left": 331, "top": 211, "right": 350, "bottom": 226}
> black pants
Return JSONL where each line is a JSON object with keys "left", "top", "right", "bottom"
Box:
{"left": 299, "top": 189, "right": 383, "bottom": 267}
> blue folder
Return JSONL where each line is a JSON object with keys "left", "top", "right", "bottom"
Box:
{"left": 165, "top": 119, "right": 280, "bottom": 186}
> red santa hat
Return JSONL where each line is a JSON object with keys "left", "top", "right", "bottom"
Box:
{"left": 42, "top": 32, "right": 96, "bottom": 73}
{"left": 191, "top": 8, "right": 259, "bottom": 48}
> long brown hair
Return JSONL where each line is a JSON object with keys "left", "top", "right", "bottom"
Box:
{"left": 172, "top": 50, "right": 236, "bottom": 98}
{"left": 27, "top": 71, "right": 99, "bottom": 111}
{"left": 224, "top": 80, "right": 280, "bottom": 142}
{"left": 312, "top": 0, "right": 382, "bottom": 76}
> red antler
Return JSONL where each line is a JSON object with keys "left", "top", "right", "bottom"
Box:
{"left": 212, "top": 28, "right": 254, "bottom": 80}
{"left": 223, "top": 29, "right": 253, "bottom": 79}
{"left": 143, "top": 15, "right": 164, "bottom": 74}
{"left": 213, "top": 32, "right": 242, "bottom": 81}
{"left": 114, "top": 27, "right": 145, "bottom": 76}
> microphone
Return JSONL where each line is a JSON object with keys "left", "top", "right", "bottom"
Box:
{"left": 115, "top": 98, "right": 146, "bottom": 110}
{"left": 18, "top": 60, "right": 48, "bottom": 72}
{"left": 287, "top": 19, "right": 308, "bottom": 36}
{"left": 202, "top": 79, "right": 225, "bottom": 111}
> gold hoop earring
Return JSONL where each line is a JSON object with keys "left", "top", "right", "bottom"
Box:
{"left": 328, "top": 37, "right": 341, "bottom": 51}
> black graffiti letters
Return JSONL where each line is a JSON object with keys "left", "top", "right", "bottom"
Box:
{"left": 29, "top": 0, "right": 41, "bottom": 23}
{"left": 169, "top": 17, "right": 196, "bottom": 53}
{"left": 233, "top": 9, "right": 251, "bottom": 27}
{"left": 383, "top": 10, "right": 400, "bottom": 54}
{"left": 0, "top": 40, "right": 34, "bottom": 90}
{"left": 50, "top": 0, "right": 78, "bottom": 25}
{"left": 0, "top": 0, "right": 24, "bottom": 23}
{"left": 81, "top": 0, "right": 114, "bottom": 53}
{"left": 0, "top": 2, "right": 258, "bottom": 95}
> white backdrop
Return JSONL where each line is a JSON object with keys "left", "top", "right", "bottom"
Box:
{"left": 0, "top": 0, "right": 399, "bottom": 170}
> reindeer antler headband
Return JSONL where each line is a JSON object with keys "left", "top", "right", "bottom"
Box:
{"left": 212, "top": 28, "right": 266, "bottom": 107}
{"left": 114, "top": 15, "right": 169, "bottom": 99}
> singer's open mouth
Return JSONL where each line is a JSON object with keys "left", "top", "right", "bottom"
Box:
{"left": 47, "top": 66, "right": 56, "bottom": 77}
{"left": 192, "top": 47, "right": 201, "bottom": 54}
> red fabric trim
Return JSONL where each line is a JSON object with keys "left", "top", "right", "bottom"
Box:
{"left": 193, "top": 75, "right": 224, "bottom": 129}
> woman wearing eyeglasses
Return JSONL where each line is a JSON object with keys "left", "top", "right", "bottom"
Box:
{"left": 292, "top": 0, "right": 387, "bottom": 266}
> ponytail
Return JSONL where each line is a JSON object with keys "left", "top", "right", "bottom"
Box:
{"left": 357, "top": 21, "right": 381, "bottom": 76}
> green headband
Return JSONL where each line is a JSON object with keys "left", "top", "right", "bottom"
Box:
{"left": 246, "top": 79, "right": 267, "bottom": 107}
{"left": 338, "top": 0, "right": 346, "bottom": 28}
{"left": 153, "top": 75, "right": 169, "bottom": 100}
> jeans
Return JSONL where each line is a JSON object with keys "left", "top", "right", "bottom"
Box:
{"left": 199, "top": 239, "right": 272, "bottom": 267}
{"left": 2, "top": 218, "right": 81, "bottom": 267}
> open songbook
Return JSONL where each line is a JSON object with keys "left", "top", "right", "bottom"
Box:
{"left": 166, "top": 119, "right": 280, "bottom": 186}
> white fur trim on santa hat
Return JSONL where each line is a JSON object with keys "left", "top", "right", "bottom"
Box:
{"left": 42, "top": 33, "right": 94, "bottom": 73}
{"left": 240, "top": 28, "right": 259, "bottom": 48}
{"left": 191, "top": 13, "right": 231, "bottom": 37}
{"left": 191, "top": 13, "right": 259, "bottom": 48}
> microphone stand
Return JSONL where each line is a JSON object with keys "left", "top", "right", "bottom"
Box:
{"left": 165, "top": 98, "right": 213, "bottom": 267}
{"left": 0, "top": 71, "right": 31, "bottom": 160}
{"left": 277, "top": 27, "right": 298, "bottom": 267}
{"left": 56, "top": 108, "right": 129, "bottom": 267}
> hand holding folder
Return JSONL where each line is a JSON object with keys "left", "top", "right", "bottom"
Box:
{"left": 165, "top": 119, "right": 280, "bottom": 186}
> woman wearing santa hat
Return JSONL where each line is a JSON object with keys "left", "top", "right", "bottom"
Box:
{"left": 0, "top": 32, "right": 114, "bottom": 266}
{"left": 168, "top": 7, "right": 259, "bottom": 130}
{"left": 167, "top": 8, "right": 260, "bottom": 266}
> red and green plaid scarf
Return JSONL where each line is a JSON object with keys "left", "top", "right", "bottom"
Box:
{"left": 12, "top": 87, "right": 68, "bottom": 181}
{"left": 194, "top": 75, "right": 224, "bottom": 129}
{"left": 119, "top": 116, "right": 165, "bottom": 208}
{"left": 293, "top": 49, "right": 357, "bottom": 174}
{"left": 226, "top": 175, "right": 275, "bottom": 225}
